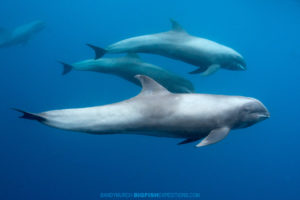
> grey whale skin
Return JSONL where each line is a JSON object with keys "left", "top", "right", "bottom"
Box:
{"left": 14, "top": 75, "right": 269, "bottom": 147}
{"left": 88, "top": 20, "right": 246, "bottom": 76}
{"left": 0, "top": 20, "right": 45, "bottom": 48}
{"left": 60, "top": 52, "right": 194, "bottom": 93}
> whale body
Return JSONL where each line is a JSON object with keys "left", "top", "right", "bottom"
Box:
{"left": 60, "top": 52, "right": 194, "bottom": 93}
{"left": 0, "top": 20, "right": 45, "bottom": 48}
{"left": 88, "top": 20, "right": 247, "bottom": 76}
{"left": 14, "top": 75, "right": 269, "bottom": 147}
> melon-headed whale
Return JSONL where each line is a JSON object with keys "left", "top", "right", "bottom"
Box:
{"left": 88, "top": 19, "right": 247, "bottom": 76}
{"left": 60, "top": 52, "right": 194, "bottom": 93}
{"left": 13, "top": 75, "right": 269, "bottom": 147}
{"left": 0, "top": 20, "right": 45, "bottom": 48}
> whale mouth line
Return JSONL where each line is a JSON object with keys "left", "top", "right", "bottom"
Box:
{"left": 257, "top": 113, "right": 270, "bottom": 119}
{"left": 239, "top": 64, "right": 247, "bottom": 71}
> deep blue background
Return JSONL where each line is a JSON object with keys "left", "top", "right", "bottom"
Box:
{"left": 0, "top": 0, "right": 300, "bottom": 199}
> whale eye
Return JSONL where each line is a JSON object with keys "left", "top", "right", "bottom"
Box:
{"left": 243, "top": 107, "right": 252, "bottom": 114}
{"left": 242, "top": 103, "right": 254, "bottom": 113}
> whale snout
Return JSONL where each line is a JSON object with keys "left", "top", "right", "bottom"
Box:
{"left": 32, "top": 20, "right": 46, "bottom": 32}
{"left": 237, "top": 99, "right": 269, "bottom": 129}
{"left": 253, "top": 100, "right": 270, "bottom": 123}
{"left": 223, "top": 53, "right": 247, "bottom": 71}
{"left": 258, "top": 108, "right": 270, "bottom": 121}
{"left": 226, "top": 62, "right": 246, "bottom": 71}
{"left": 236, "top": 56, "right": 247, "bottom": 71}
{"left": 238, "top": 63, "right": 247, "bottom": 71}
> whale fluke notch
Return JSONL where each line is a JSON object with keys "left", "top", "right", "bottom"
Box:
{"left": 86, "top": 43, "right": 107, "bottom": 59}
{"left": 12, "top": 108, "right": 45, "bottom": 122}
{"left": 135, "top": 75, "right": 170, "bottom": 96}
{"left": 170, "top": 19, "right": 186, "bottom": 33}
{"left": 58, "top": 61, "right": 73, "bottom": 75}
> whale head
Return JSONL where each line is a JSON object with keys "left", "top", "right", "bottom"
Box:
{"left": 222, "top": 52, "right": 247, "bottom": 71}
{"left": 235, "top": 98, "right": 270, "bottom": 129}
{"left": 30, "top": 20, "right": 46, "bottom": 33}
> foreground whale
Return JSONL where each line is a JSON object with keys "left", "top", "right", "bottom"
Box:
{"left": 88, "top": 19, "right": 246, "bottom": 76}
{"left": 0, "top": 20, "right": 45, "bottom": 48}
{"left": 14, "top": 75, "right": 269, "bottom": 147}
{"left": 60, "top": 52, "right": 194, "bottom": 93}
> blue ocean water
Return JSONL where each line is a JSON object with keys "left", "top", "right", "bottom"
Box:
{"left": 0, "top": 0, "right": 299, "bottom": 199}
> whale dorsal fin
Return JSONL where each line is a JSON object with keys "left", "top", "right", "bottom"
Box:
{"left": 170, "top": 19, "right": 186, "bottom": 33}
{"left": 135, "top": 75, "right": 170, "bottom": 96}
{"left": 86, "top": 43, "right": 107, "bottom": 59}
{"left": 126, "top": 53, "right": 141, "bottom": 60}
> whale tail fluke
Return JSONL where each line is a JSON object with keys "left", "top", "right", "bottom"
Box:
{"left": 86, "top": 43, "right": 106, "bottom": 59}
{"left": 58, "top": 61, "right": 73, "bottom": 75}
{"left": 12, "top": 108, "right": 45, "bottom": 122}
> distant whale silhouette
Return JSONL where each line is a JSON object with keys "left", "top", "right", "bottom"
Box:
{"left": 60, "top": 51, "right": 194, "bottom": 93}
{"left": 88, "top": 19, "right": 246, "bottom": 76}
{"left": 13, "top": 75, "right": 269, "bottom": 147}
{"left": 0, "top": 20, "right": 45, "bottom": 48}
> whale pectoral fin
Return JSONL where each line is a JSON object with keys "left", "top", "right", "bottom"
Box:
{"left": 189, "top": 67, "right": 207, "bottom": 74}
{"left": 177, "top": 87, "right": 194, "bottom": 93}
{"left": 86, "top": 43, "right": 107, "bottom": 59}
{"left": 201, "top": 64, "right": 221, "bottom": 76}
{"left": 196, "top": 127, "right": 230, "bottom": 147}
{"left": 178, "top": 138, "right": 200, "bottom": 145}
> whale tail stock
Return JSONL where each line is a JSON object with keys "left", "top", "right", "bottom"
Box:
{"left": 86, "top": 43, "right": 107, "bottom": 59}
{"left": 58, "top": 61, "right": 73, "bottom": 75}
{"left": 12, "top": 108, "right": 46, "bottom": 122}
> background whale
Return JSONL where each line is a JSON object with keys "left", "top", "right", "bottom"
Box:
{"left": 88, "top": 19, "right": 246, "bottom": 76}
{"left": 14, "top": 75, "right": 269, "bottom": 147}
{"left": 60, "top": 51, "right": 195, "bottom": 93}
{"left": 0, "top": 20, "right": 45, "bottom": 48}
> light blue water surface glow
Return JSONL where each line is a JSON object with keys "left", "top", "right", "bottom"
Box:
{"left": 0, "top": 0, "right": 299, "bottom": 199}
